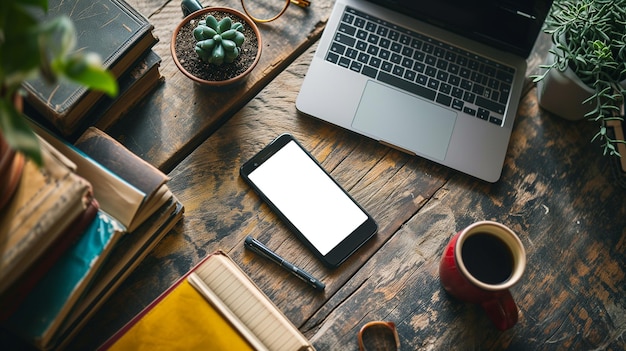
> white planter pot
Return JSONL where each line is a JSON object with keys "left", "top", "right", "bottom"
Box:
{"left": 536, "top": 54, "right": 595, "bottom": 121}
{"left": 537, "top": 53, "right": 626, "bottom": 121}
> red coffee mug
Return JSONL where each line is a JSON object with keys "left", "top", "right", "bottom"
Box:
{"left": 439, "top": 221, "right": 526, "bottom": 330}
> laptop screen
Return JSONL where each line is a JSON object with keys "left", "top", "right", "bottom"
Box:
{"left": 366, "top": 0, "right": 553, "bottom": 57}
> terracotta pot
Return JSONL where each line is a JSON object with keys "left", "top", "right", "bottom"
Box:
{"left": 0, "top": 96, "right": 26, "bottom": 211}
{"left": 170, "top": 7, "right": 262, "bottom": 88}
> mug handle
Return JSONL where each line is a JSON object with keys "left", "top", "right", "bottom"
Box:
{"left": 480, "top": 289, "right": 518, "bottom": 331}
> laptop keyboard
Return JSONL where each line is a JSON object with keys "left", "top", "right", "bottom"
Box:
{"left": 325, "top": 6, "right": 515, "bottom": 126}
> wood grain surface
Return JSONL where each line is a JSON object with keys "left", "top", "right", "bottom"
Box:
{"left": 69, "top": 32, "right": 625, "bottom": 351}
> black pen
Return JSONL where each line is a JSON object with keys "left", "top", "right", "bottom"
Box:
{"left": 244, "top": 236, "right": 325, "bottom": 291}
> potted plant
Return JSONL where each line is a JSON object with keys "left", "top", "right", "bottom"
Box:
{"left": 0, "top": 0, "right": 117, "bottom": 207}
{"left": 533, "top": 0, "right": 626, "bottom": 158}
{"left": 171, "top": 7, "right": 262, "bottom": 88}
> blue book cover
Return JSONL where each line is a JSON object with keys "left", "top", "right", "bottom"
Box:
{"left": 7, "top": 211, "right": 125, "bottom": 347}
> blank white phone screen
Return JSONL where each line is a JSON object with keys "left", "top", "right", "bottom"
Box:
{"left": 248, "top": 140, "right": 368, "bottom": 255}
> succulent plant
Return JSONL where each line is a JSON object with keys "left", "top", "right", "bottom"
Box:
{"left": 193, "top": 15, "right": 245, "bottom": 66}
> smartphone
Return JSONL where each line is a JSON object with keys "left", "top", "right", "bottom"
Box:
{"left": 240, "top": 134, "right": 378, "bottom": 268}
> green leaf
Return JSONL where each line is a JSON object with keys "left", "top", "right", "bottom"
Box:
{"left": 0, "top": 98, "right": 42, "bottom": 165}
{"left": 60, "top": 53, "right": 118, "bottom": 96}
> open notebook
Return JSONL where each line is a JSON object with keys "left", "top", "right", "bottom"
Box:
{"left": 101, "top": 251, "right": 315, "bottom": 351}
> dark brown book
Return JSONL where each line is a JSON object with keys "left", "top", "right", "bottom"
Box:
{"left": 22, "top": 0, "right": 158, "bottom": 136}
{"left": 75, "top": 127, "right": 170, "bottom": 231}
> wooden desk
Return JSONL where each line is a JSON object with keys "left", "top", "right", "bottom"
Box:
{"left": 11, "top": 0, "right": 626, "bottom": 349}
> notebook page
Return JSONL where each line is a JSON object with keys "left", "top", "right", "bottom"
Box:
{"left": 193, "top": 254, "right": 313, "bottom": 351}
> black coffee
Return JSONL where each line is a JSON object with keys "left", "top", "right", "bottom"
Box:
{"left": 461, "top": 233, "right": 514, "bottom": 284}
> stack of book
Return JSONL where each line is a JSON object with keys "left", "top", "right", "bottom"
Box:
{"left": 23, "top": 0, "right": 163, "bottom": 139}
{"left": 0, "top": 126, "right": 184, "bottom": 350}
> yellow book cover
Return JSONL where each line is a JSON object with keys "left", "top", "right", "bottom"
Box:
{"left": 100, "top": 251, "right": 314, "bottom": 351}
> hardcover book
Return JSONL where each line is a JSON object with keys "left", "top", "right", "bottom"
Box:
{"left": 6, "top": 211, "right": 126, "bottom": 349}
{"left": 100, "top": 251, "right": 315, "bottom": 351}
{"left": 0, "top": 138, "right": 93, "bottom": 297}
{"left": 4, "top": 125, "right": 184, "bottom": 350}
{"left": 22, "top": 0, "right": 158, "bottom": 136}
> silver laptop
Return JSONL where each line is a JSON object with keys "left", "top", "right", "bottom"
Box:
{"left": 296, "top": 0, "right": 553, "bottom": 182}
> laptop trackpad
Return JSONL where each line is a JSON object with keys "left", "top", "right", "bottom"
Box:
{"left": 352, "top": 81, "right": 457, "bottom": 161}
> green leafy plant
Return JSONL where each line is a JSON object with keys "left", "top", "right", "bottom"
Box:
{"left": 533, "top": 0, "right": 626, "bottom": 157}
{"left": 193, "top": 15, "right": 246, "bottom": 66}
{"left": 0, "top": 0, "right": 117, "bottom": 164}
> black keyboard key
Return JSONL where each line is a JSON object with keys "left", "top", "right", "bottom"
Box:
{"left": 460, "top": 79, "right": 473, "bottom": 90}
{"left": 326, "top": 52, "right": 339, "bottom": 64}
{"left": 354, "top": 17, "right": 366, "bottom": 28}
{"left": 362, "top": 66, "right": 378, "bottom": 78}
{"left": 350, "top": 61, "right": 362, "bottom": 73}
{"left": 335, "top": 33, "right": 356, "bottom": 47}
{"left": 417, "top": 74, "right": 428, "bottom": 85}
{"left": 380, "top": 49, "right": 390, "bottom": 60}
{"left": 448, "top": 75, "right": 460, "bottom": 86}
{"left": 357, "top": 29, "right": 368, "bottom": 40}
{"left": 425, "top": 66, "right": 437, "bottom": 77}
{"left": 367, "top": 33, "right": 380, "bottom": 45}
{"left": 358, "top": 52, "right": 370, "bottom": 64}
{"left": 338, "top": 56, "right": 351, "bottom": 68}
{"left": 436, "top": 70, "right": 449, "bottom": 82}
{"left": 452, "top": 99, "right": 464, "bottom": 111}
{"left": 346, "top": 48, "right": 358, "bottom": 59}
{"left": 392, "top": 65, "right": 405, "bottom": 77}
{"left": 464, "top": 106, "right": 477, "bottom": 116}
{"left": 381, "top": 61, "right": 393, "bottom": 72}
{"left": 404, "top": 70, "right": 416, "bottom": 81}
{"left": 448, "top": 63, "right": 459, "bottom": 75}
{"left": 401, "top": 57, "right": 414, "bottom": 69}
{"left": 369, "top": 57, "right": 382, "bottom": 68}
{"left": 356, "top": 40, "right": 368, "bottom": 51}
{"left": 400, "top": 34, "right": 411, "bottom": 45}
{"left": 366, "top": 21, "right": 377, "bottom": 32}
{"left": 380, "top": 38, "right": 391, "bottom": 49}
{"left": 489, "top": 116, "right": 503, "bottom": 125}
{"left": 413, "top": 62, "right": 425, "bottom": 73}
{"left": 379, "top": 71, "right": 437, "bottom": 100}
{"left": 330, "top": 42, "right": 346, "bottom": 55}
{"left": 451, "top": 87, "right": 463, "bottom": 99}
{"left": 342, "top": 12, "right": 355, "bottom": 24}
{"left": 428, "top": 78, "right": 439, "bottom": 90}
{"left": 411, "top": 38, "right": 422, "bottom": 50}
{"left": 390, "top": 53, "right": 402, "bottom": 64}
{"left": 463, "top": 91, "right": 476, "bottom": 103}
{"left": 439, "top": 82, "right": 452, "bottom": 95}
{"left": 425, "top": 55, "right": 437, "bottom": 66}
{"left": 338, "top": 23, "right": 356, "bottom": 36}
{"left": 477, "top": 108, "right": 490, "bottom": 120}
{"left": 367, "top": 45, "right": 379, "bottom": 56}
{"left": 436, "top": 93, "right": 452, "bottom": 107}
{"left": 475, "top": 96, "right": 505, "bottom": 114}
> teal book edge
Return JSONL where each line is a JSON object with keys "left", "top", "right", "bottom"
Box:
{"left": 7, "top": 211, "right": 125, "bottom": 344}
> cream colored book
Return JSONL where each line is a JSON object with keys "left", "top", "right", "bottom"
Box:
{"left": 102, "top": 251, "right": 315, "bottom": 351}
